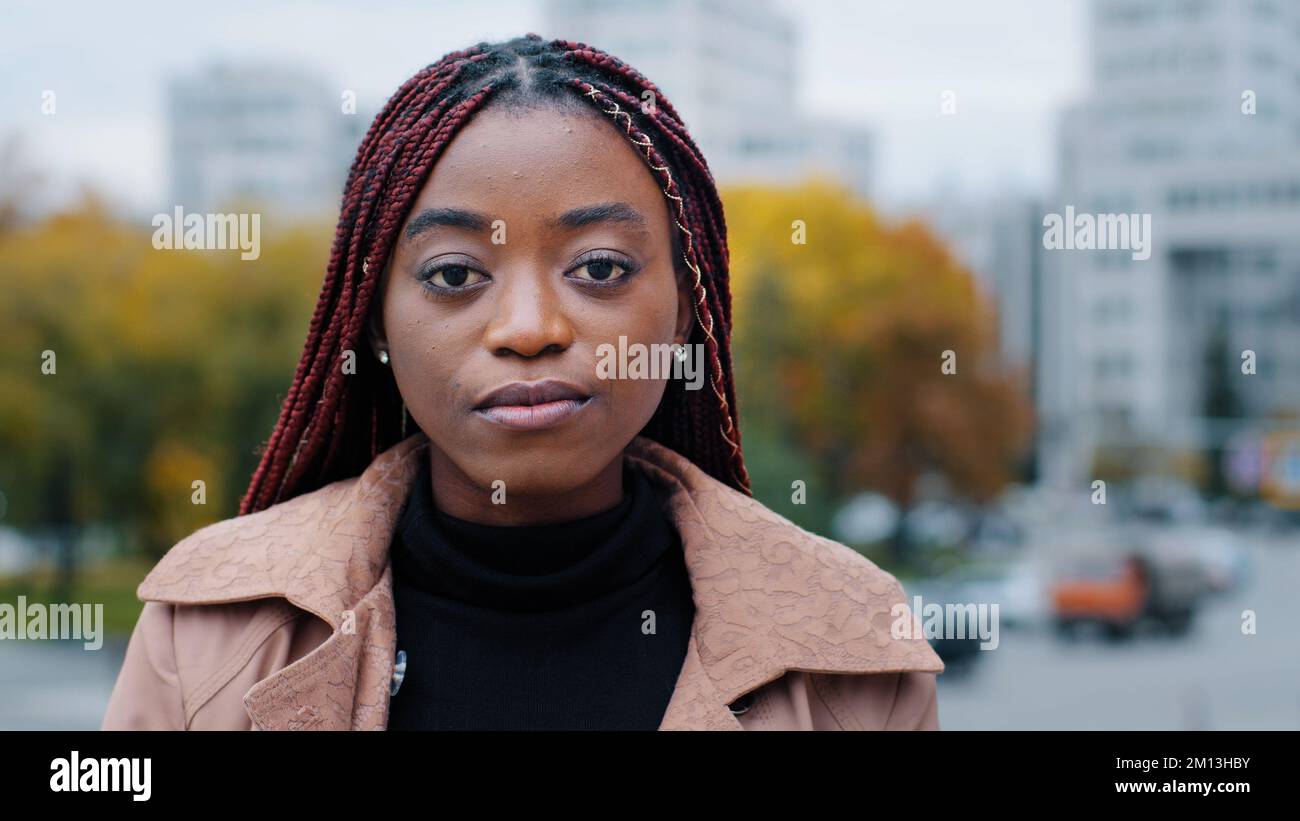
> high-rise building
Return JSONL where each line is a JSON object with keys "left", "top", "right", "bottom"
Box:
{"left": 167, "top": 62, "right": 369, "bottom": 217}
{"left": 1041, "top": 0, "right": 1300, "bottom": 487}
{"left": 918, "top": 192, "right": 1045, "bottom": 373}
{"left": 542, "top": 0, "right": 873, "bottom": 199}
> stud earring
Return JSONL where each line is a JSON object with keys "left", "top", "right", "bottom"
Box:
{"left": 378, "top": 350, "right": 390, "bottom": 365}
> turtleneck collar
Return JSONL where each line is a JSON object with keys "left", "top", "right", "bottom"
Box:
{"left": 390, "top": 454, "right": 676, "bottom": 612}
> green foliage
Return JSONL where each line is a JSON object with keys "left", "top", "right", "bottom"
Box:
{"left": 0, "top": 201, "right": 328, "bottom": 556}
{"left": 737, "top": 422, "right": 836, "bottom": 537}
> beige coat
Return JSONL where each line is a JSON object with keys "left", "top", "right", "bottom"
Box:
{"left": 102, "top": 432, "right": 944, "bottom": 730}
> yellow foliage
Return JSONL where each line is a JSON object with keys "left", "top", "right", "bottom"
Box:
{"left": 721, "top": 182, "right": 1033, "bottom": 504}
{"left": 144, "top": 440, "right": 223, "bottom": 550}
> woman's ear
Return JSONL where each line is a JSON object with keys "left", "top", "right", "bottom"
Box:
{"left": 674, "top": 268, "right": 697, "bottom": 346}
{"left": 367, "top": 297, "right": 389, "bottom": 361}
{"left": 367, "top": 260, "right": 391, "bottom": 360}
{"left": 368, "top": 317, "right": 387, "bottom": 361}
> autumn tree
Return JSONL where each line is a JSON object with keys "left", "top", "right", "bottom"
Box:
{"left": 0, "top": 198, "right": 327, "bottom": 559}
{"left": 722, "top": 182, "right": 1033, "bottom": 555}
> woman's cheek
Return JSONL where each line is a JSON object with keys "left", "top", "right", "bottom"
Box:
{"left": 602, "top": 366, "right": 670, "bottom": 431}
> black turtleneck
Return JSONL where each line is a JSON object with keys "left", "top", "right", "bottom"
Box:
{"left": 386, "top": 456, "right": 695, "bottom": 730}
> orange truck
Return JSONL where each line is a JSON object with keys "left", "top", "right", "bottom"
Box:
{"left": 1050, "top": 554, "right": 1149, "bottom": 639}
{"left": 1049, "top": 534, "right": 1206, "bottom": 639}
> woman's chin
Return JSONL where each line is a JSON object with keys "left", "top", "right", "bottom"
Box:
{"left": 437, "top": 439, "right": 614, "bottom": 497}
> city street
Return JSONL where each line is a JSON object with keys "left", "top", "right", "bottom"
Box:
{"left": 936, "top": 533, "right": 1299, "bottom": 730}
{"left": 0, "top": 635, "right": 127, "bottom": 730}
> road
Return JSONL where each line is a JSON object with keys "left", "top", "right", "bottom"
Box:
{"left": 0, "top": 636, "right": 127, "bottom": 730}
{"left": 935, "top": 533, "right": 1300, "bottom": 729}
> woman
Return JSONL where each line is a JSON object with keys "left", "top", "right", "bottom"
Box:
{"left": 102, "top": 34, "right": 943, "bottom": 731}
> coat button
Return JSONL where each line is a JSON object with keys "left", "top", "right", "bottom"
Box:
{"left": 728, "top": 691, "right": 756, "bottom": 716}
{"left": 390, "top": 650, "right": 407, "bottom": 696}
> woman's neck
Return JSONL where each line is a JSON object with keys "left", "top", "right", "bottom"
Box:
{"left": 425, "top": 447, "right": 626, "bottom": 526}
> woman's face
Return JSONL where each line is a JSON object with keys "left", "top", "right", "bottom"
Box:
{"left": 371, "top": 103, "right": 693, "bottom": 523}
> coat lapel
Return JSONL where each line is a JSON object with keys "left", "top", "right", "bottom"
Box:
{"left": 626, "top": 437, "right": 944, "bottom": 730}
{"left": 242, "top": 566, "right": 397, "bottom": 730}
{"left": 139, "top": 432, "right": 941, "bottom": 731}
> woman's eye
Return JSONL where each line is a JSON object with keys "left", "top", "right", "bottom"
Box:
{"left": 572, "top": 258, "right": 630, "bottom": 282}
{"left": 426, "top": 265, "right": 484, "bottom": 289}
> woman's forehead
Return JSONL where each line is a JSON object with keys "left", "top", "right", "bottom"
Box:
{"left": 408, "top": 103, "right": 672, "bottom": 228}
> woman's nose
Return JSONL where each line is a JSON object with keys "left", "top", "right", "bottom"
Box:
{"left": 481, "top": 271, "right": 575, "bottom": 358}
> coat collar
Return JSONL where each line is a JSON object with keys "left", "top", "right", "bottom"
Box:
{"left": 138, "top": 432, "right": 942, "bottom": 730}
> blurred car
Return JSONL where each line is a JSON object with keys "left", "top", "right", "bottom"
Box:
{"left": 831, "top": 492, "right": 899, "bottom": 545}
{"left": 1049, "top": 538, "right": 1208, "bottom": 639}
{"left": 1137, "top": 535, "right": 1210, "bottom": 632}
{"left": 0, "top": 526, "right": 39, "bottom": 576}
{"left": 1124, "top": 476, "right": 1207, "bottom": 524}
{"left": 903, "top": 501, "right": 971, "bottom": 549}
{"left": 967, "top": 509, "right": 1025, "bottom": 556}
{"left": 1165, "top": 526, "right": 1252, "bottom": 594}
{"left": 903, "top": 577, "right": 988, "bottom": 676}
{"left": 941, "top": 559, "right": 1047, "bottom": 630}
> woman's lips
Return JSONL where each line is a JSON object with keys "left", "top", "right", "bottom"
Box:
{"left": 471, "top": 378, "right": 593, "bottom": 430}
{"left": 473, "top": 397, "right": 593, "bottom": 430}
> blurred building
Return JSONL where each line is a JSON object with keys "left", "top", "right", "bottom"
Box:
{"left": 918, "top": 192, "right": 1045, "bottom": 375}
{"left": 1040, "top": 0, "right": 1300, "bottom": 487}
{"left": 909, "top": 191, "right": 1050, "bottom": 490}
{"left": 167, "top": 63, "right": 369, "bottom": 217}
{"left": 542, "top": 0, "right": 873, "bottom": 199}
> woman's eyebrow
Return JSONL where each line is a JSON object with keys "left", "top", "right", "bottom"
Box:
{"left": 403, "top": 207, "right": 491, "bottom": 242}
{"left": 550, "top": 202, "right": 647, "bottom": 231}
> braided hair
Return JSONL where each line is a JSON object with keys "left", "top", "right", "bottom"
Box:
{"left": 240, "top": 33, "right": 750, "bottom": 515}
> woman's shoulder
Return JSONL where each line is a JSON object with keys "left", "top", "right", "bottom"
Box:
{"left": 136, "top": 475, "right": 362, "bottom": 606}
{"left": 106, "top": 479, "right": 362, "bottom": 730}
{"left": 627, "top": 435, "right": 943, "bottom": 682}
{"left": 627, "top": 434, "right": 908, "bottom": 596}
{"left": 138, "top": 433, "right": 430, "bottom": 608}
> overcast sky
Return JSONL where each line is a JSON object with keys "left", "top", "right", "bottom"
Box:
{"left": 1, "top": 0, "right": 1088, "bottom": 214}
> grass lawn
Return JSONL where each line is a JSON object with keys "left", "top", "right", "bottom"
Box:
{"left": 0, "top": 556, "right": 157, "bottom": 637}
